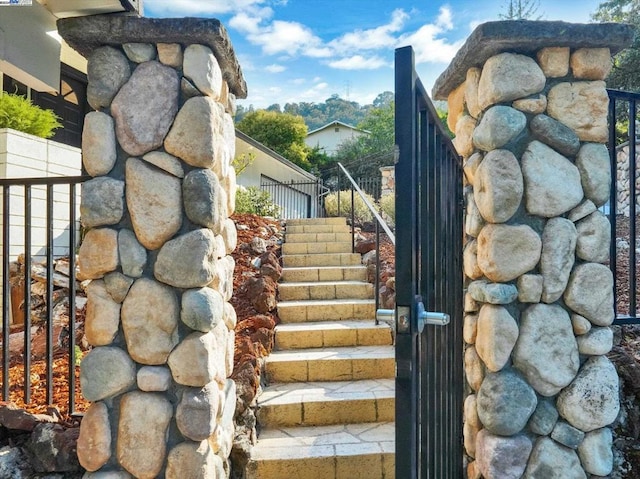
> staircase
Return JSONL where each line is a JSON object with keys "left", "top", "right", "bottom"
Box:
{"left": 247, "top": 217, "right": 395, "bottom": 479}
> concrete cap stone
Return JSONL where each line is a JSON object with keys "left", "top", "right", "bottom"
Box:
{"left": 433, "top": 20, "right": 634, "bottom": 100}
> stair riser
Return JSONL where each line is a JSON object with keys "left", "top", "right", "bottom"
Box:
{"left": 279, "top": 282, "right": 373, "bottom": 301}
{"left": 283, "top": 253, "right": 361, "bottom": 268}
{"left": 275, "top": 325, "right": 392, "bottom": 349}
{"left": 285, "top": 232, "right": 353, "bottom": 243}
{"left": 282, "top": 242, "right": 352, "bottom": 255}
{"left": 247, "top": 453, "right": 395, "bottom": 479}
{"left": 281, "top": 267, "right": 366, "bottom": 283}
{"left": 286, "top": 224, "right": 351, "bottom": 234}
{"left": 266, "top": 357, "right": 395, "bottom": 383}
{"left": 278, "top": 302, "right": 375, "bottom": 323}
{"left": 286, "top": 217, "right": 347, "bottom": 226}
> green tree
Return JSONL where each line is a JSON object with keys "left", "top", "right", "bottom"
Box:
{"left": 593, "top": 0, "right": 640, "bottom": 91}
{"left": 498, "top": 0, "right": 542, "bottom": 19}
{"left": 236, "top": 110, "right": 312, "bottom": 170}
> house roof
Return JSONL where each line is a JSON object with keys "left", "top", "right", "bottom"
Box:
{"left": 235, "top": 129, "right": 318, "bottom": 181}
{"left": 307, "top": 120, "right": 369, "bottom": 137}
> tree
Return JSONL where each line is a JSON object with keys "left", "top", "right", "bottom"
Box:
{"left": 593, "top": 0, "right": 640, "bottom": 91}
{"left": 498, "top": 0, "right": 542, "bottom": 19}
{"left": 236, "top": 110, "right": 312, "bottom": 170}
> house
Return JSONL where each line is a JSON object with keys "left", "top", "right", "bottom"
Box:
{"left": 235, "top": 129, "right": 324, "bottom": 218}
{"left": 304, "top": 120, "right": 368, "bottom": 156}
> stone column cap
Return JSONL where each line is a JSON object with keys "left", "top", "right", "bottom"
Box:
{"left": 57, "top": 15, "right": 247, "bottom": 98}
{"left": 432, "top": 20, "right": 634, "bottom": 100}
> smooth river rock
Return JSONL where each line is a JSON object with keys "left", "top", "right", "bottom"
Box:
{"left": 476, "top": 430, "right": 532, "bottom": 479}
{"left": 81, "top": 177, "right": 124, "bottom": 229}
{"left": 523, "top": 437, "right": 586, "bottom": 479}
{"left": 473, "top": 149, "right": 523, "bottom": 223}
{"left": 168, "top": 331, "right": 219, "bottom": 387}
{"left": 118, "top": 229, "right": 147, "bottom": 278}
{"left": 473, "top": 106, "right": 526, "bottom": 151}
{"left": 576, "top": 143, "right": 611, "bottom": 206}
{"left": 577, "top": 327, "right": 613, "bottom": 355}
{"left": 530, "top": 114, "right": 580, "bottom": 157}
{"left": 475, "top": 305, "right": 518, "bottom": 372}
{"left": 82, "top": 112, "right": 117, "bottom": 177}
{"left": 183, "top": 44, "right": 223, "bottom": 99}
{"left": 577, "top": 428, "right": 613, "bottom": 476}
{"left": 183, "top": 168, "right": 226, "bottom": 233}
{"left": 468, "top": 281, "right": 518, "bottom": 305}
{"left": 576, "top": 211, "right": 610, "bottom": 263}
{"left": 564, "top": 263, "right": 614, "bottom": 326}
{"left": 477, "top": 224, "right": 541, "bottom": 282}
{"left": 86, "top": 46, "right": 130, "bottom": 110}
{"left": 85, "top": 280, "right": 120, "bottom": 346}
{"left": 181, "top": 287, "right": 224, "bottom": 333}
{"left": 76, "top": 402, "right": 111, "bottom": 472}
{"left": 80, "top": 347, "right": 135, "bottom": 402}
{"left": 176, "top": 382, "right": 220, "bottom": 441}
{"left": 78, "top": 228, "right": 119, "bottom": 280}
{"left": 513, "top": 303, "right": 579, "bottom": 396}
{"left": 166, "top": 441, "right": 218, "bottom": 479}
{"left": 540, "top": 217, "right": 577, "bottom": 303}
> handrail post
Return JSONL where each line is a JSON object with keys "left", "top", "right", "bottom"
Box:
{"left": 351, "top": 185, "right": 355, "bottom": 253}
{"left": 375, "top": 220, "right": 381, "bottom": 324}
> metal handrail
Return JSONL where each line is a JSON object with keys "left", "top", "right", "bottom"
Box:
{"left": 334, "top": 162, "right": 395, "bottom": 327}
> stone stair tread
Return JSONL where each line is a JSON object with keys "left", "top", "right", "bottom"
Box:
{"left": 282, "top": 265, "right": 366, "bottom": 274}
{"left": 278, "top": 298, "right": 374, "bottom": 307}
{"left": 279, "top": 280, "right": 370, "bottom": 288}
{"left": 275, "top": 320, "right": 393, "bottom": 349}
{"left": 260, "top": 378, "right": 394, "bottom": 406}
{"left": 275, "top": 319, "right": 387, "bottom": 333}
{"left": 267, "top": 345, "right": 394, "bottom": 362}
{"left": 250, "top": 422, "right": 394, "bottom": 461}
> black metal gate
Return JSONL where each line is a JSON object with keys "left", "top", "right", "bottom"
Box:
{"left": 394, "top": 45, "right": 464, "bottom": 478}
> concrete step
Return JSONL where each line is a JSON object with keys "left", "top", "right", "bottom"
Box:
{"left": 257, "top": 379, "right": 395, "bottom": 428}
{"left": 246, "top": 422, "right": 395, "bottom": 479}
{"left": 286, "top": 217, "right": 347, "bottom": 226}
{"left": 286, "top": 224, "right": 351, "bottom": 234}
{"left": 281, "top": 241, "right": 352, "bottom": 255}
{"left": 285, "top": 232, "right": 353, "bottom": 243}
{"left": 265, "top": 345, "right": 395, "bottom": 383}
{"left": 275, "top": 320, "right": 393, "bottom": 350}
{"left": 281, "top": 265, "right": 367, "bottom": 283}
{"left": 277, "top": 298, "right": 375, "bottom": 323}
{"left": 279, "top": 280, "right": 373, "bottom": 301}
{"left": 282, "top": 252, "right": 361, "bottom": 268}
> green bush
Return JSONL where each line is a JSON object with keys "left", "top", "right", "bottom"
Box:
{"left": 0, "top": 93, "right": 62, "bottom": 139}
{"left": 324, "top": 190, "right": 374, "bottom": 224}
{"left": 378, "top": 194, "right": 395, "bottom": 224}
{"left": 235, "top": 186, "right": 281, "bottom": 217}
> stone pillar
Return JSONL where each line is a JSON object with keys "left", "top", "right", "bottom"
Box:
{"left": 379, "top": 165, "right": 395, "bottom": 197}
{"left": 433, "top": 21, "right": 634, "bottom": 478}
{"left": 58, "top": 16, "right": 246, "bottom": 478}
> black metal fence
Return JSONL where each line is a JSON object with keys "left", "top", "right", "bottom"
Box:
{"left": 0, "top": 175, "right": 88, "bottom": 415}
{"left": 608, "top": 89, "right": 640, "bottom": 324}
{"left": 259, "top": 175, "right": 326, "bottom": 219}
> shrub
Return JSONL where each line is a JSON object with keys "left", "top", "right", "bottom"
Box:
{"left": 0, "top": 93, "right": 62, "bottom": 139}
{"left": 235, "top": 186, "right": 281, "bottom": 217}
{"left": 324, "top": 190, "right": 375, "bottom": 224}
{"left": 378, "top": 194, "right": 395, "bottom": 225}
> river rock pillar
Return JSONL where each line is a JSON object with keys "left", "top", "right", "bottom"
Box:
{"left": 58, "top": 16, "right": 246, "bottom": 478}
{"left": 433, "top": 21, "right": 634, "bottom": 478}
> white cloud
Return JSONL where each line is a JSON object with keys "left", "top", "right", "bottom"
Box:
{"left": 329, "top": 8, "right": 409, "bottom": 51}
{"left": 328, "top": 55, "right": 388, "bottom": 70}
{"left": 265, "top": 64, "right": 286, "bottom": 73}
{"left": 229, "top": 12, "right": 264, "bottom": 34}
{"left": 397, "top": 6, "right": 463, "bottom": 64}
{"left": 290, "top": 78, "right": 306, "bottom": 85}
{"left": 244, "top": 20, "right": 325, "bottom": 56}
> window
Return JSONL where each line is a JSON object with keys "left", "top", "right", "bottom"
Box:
{"left": 335, "top": 127, "right": 340, "bottom": 132}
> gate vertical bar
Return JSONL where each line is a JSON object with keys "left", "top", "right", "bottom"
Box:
{"left": 2, "top": 186, "right": 10, "bottom": 401}
{"left": 394, "top": 45, "right": 420, "bottom": 479}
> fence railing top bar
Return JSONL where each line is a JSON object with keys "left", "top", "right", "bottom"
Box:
{"left": 337, "top": 162, "right": 395, "bottom": 244}
{"left": 608, "top": 88, "right": 640, "bottom": 101}
{"left": 0, "top": 175, "right": 90, "bottom": 186}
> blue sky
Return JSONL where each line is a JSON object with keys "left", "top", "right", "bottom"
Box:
{"left": 144, "top": 0, "right": 605, "bottom": 109}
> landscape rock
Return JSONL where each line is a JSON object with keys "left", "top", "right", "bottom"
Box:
{"left": 521, "top": 140, "right": 583, "bottom": 217}
{"left": 165, "top": 96, "right": 226, "bottom": 169}
{"left": 551, "top": 421, "right": 585, "bottom": 449}
{"left": 465, "top": 67, "right": 481, "bottom": 118}
{"left": 137, "top": 366, "right": 172, "bottom": 392}
{"left": 111, "top": 61, "right": 180, "bottom": 156}
{"left": 547, "top": 81, "right": 609, "bottom": 143}
{"left": 141, "top": 150, "right": 184, "bottom": 178}
{"left": 154, "top": 229, "right": 218, "bottom": 288}
{"left": 121, "top": 278, "right": 179, "bottom": 364}
{"left": 82, "top": 112, "right": 117, "bottom": 177}
{"left": 577, "top": 327, "right": 613, "bottom": 355}
{"left": 176, "top": 382, "right": 220, "bottom": 441}
{"left": 168, "top": 331, "right": 218, "bottom": 386}
{"left": 181, "top": 287, "right": 224, "bottom": 332}
{"left": 77, "top": 402, "right": 111, "bottom": 472}
{"left": 183, "top": 44, "right": 223, "bottom": 99}
{"left": 464, "top": 420, "right": 480, "bottom": 458}
{"left": 447, "top": 83, "right": 465, "bottom": 132}
{"left": 528, "top": 399, "right": 558, "bottom": 436}
{"left": 523, "top": 437, "right": 586, "bottom": 479}
{"left": 564, "top": 263, "right": 614, "bottom": 326}
{"left": 475, "top": 305, "right": 518, "bottom": 372}
{"left": 0, "top": 445, "right": 31, "bottom": 478}
{"left": 464, "top": 314, "right": 478, "bottom": 344}
{"left": 465, "top": 189, "right": 485, "bottom": 237}
{"left": 568, "top": 200, "right": 597, "bottom": 223}
{"left": 477, "top": 223, "right": 541, "bottom": 282}
{"left": 468, "top": 280, "right": 518, "bottom": 305}
{"left": 465, "top": 346, "right": 484, "bottom": 392}
{"left": 463, "top": 240, "right": 483, "bottom": 280}
{"left": 118, "top": 229, "right": 147, "bottom": 278}
{"left": 0, "top": 404, "right": 56, "bottom": 432}
{"left": 259, "top": 251, "right": 282, "bottom": 282}
{"left": 477, "top": 52, "right": 546, "bottom": 111}
{"left": 477, "top": 369, "right": 537, "bottom": 436}
{"left": 221, "top": 218, "right": 238, "bottom": 254}
{"left": 85, "top": 280, "right": 120, "bottom": 346}
{"left": 571, "top": 48, "right": 612, "bottom": 80}
{"left": 81, "top": 177, "right": 124, "bottom": 228}
{"left": 125, "top": 157, "right": 182, "bottom": 250}
{"left": 576, "top": 143, "right": 611, "bottom": 206}
{"left": 78, "top": 228, "right": 119, "bottom": 280}
{"left": 557, "top": 356, "right": 620, "bottom": 432}
{"left": 537, "top": 47, "right": 570, "bottom": 78}
{"left": 572, "top": 314, "right": 592, "bottom": 335}
{"left": 576, "top": 211, "right": 610, "bottom": 263}
{"left": 473, "top": 106, "right": 526, "bottom": 151}
{"left": 122, "top": 43, "right": 155, "bottom": 62}
{"left": 577, "top": 428, "right": 613, "bottom": 476}
{"left": 453, "top": 115, "right": 477, "bottom": 158}
{"left": 540, "top": 217, "right": 577, "bottom": 303}
{"left": 86, "top": 46, "right": 130, "bottom": 110}
{"left": 473, "top": 149, "right": 523, "bottom": 223}
{"left": 513, "top": 303, "right": 579, "bottom": 396}
{"left": 166, "top": 441, "right": 218, "bottom": 479}
{"left": 246, "top": 276, "right": 277, "bottom": 313}
{"left": 103, "top": 271, "right": 134, "bottom": 303}
{"left": 517, "top": 274, "right": 543, "bottom": 303}
{"left": 25, "top": 423, "right": 80, "bottom": 472}
{"left": 463, "top": 152, "right": 483, "bottom": 186}
{"left": 80, "top": 347, "right": 136, "bottom": 401}
{"left": 183, "top": 169, "right": 226, "bottom": 233}
{"left": 475, "top": 430, "right": 532, "bottom": 479}
{"left": 117, "top": 392, "right": 172, "bottom": 479}
{"left": 530, "top": 114, "right": 580, "bottom": 157}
